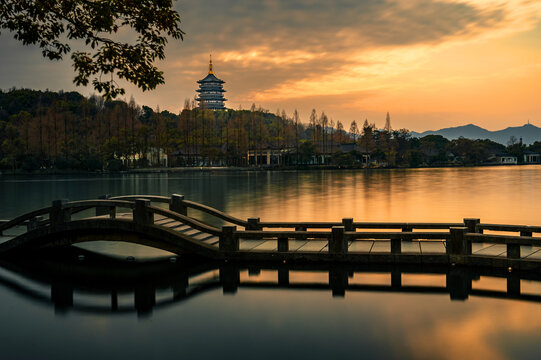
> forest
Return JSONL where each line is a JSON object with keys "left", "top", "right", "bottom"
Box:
{"left": 0, "top": 88, "right": 539, "bottom": 172}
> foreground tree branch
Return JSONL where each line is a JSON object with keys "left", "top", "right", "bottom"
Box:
{"left": 0, "top": 0, "right": 184, "bottom": 99}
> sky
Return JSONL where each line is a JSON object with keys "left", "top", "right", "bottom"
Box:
{"left": 0, "top": 0, "right": 540, "bottom": 132}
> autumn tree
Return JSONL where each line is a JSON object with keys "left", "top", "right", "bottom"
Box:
{"left": 349, "top": 121, "right": 359, "bottom": 141}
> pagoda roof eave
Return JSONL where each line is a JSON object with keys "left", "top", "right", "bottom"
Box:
{"left": 197, "top": 73, "right": 225, "bottom": 83}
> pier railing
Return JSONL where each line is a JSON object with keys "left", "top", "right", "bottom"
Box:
{"left": 2, "top": 194, "right": 541, "bottom": 270}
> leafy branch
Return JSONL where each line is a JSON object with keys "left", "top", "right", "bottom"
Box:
{"left": 0, "top": 0, "right": 184, "bottom": 99}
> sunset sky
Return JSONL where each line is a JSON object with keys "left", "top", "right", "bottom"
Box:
{"left": 1, "top": 0, "right": 540, "bottom": 131}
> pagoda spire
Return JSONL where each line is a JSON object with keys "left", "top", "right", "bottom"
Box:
{"left": 196, "top": 55, "right": 227, "bottom": 110}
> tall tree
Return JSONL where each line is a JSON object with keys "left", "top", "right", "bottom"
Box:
{"left": 384, "top": 112, "right": 391, "bottom": 132}
{"left": 349, "top": 121, "right": 359, "bottom": 142}
{"left": 294, "top": 109, "right": 300, "bottom": 165}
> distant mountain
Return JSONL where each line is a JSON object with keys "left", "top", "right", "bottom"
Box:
{"left": 411, "top": 123, "right": 541, "bottom": 145}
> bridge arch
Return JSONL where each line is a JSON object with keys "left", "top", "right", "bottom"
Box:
{"left": 1, "top": 219, "right": 221, "bottom": 258}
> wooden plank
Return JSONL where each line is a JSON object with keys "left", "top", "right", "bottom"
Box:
{"left": 153, "top": 215, "right": 167, "bottom": 222}
{"left": 175, "top": 225, "right": 191, "bottom": 232}
{"left": 193, "top": 233, "right": 214, "bottom": 241}
{"left": 239, "top": 239, "right": 266, "bottom": 250}
{"left": 349, "top": 240, "right": 373, "bottom": 253}
{"left": 162, "top": 221, "right": 183, "bottom": 228}
{"left": 371, "top": 241, "right": 391, "bottom": 253}
{"left": 297, "top": 240, "right": 327, "bottom": 252}
{"left": 401, "top": 241, "right": 421, "bottom": 254}
{"left": 473, "top": 244, "right": 506, "bottom": 256}
{"left": 289, "top": 240, "right": 308, "bottom": 251}
{"left": 420, "top": 241, "right": 446, "bottom": 254}
{"left": 472, "top": 242, "right": 494, "bottom": 253}
{"left": 0, "top": 236, "right": 15, "bottom": 244}
{"left": 201, "top": 236, "right": 219, "bottom": 246}
{"left": 155, "top": 218, "right": 177, "bottom": 226}
{"left": 252, "top": 240, "right": 277, "bottom": 251}
{"left": 520, "top": 246, "right": 539, "bottom": 258}
{"left": 523, "top": 248, "right": 541, "bottom": 259}
{"left": 183, "top": 228, "right": 201, "bottom": 236}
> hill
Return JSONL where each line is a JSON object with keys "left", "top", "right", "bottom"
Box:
{"left": 412, "top": 123, "right": 541, "bottom": 145}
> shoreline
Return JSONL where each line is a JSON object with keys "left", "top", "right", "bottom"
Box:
{"left": 0, "top": 163, "right": 536, "bottom": 176}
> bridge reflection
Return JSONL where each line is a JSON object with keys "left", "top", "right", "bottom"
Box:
{"left": 0, "top": 248, "right": 540, "bottom": 317}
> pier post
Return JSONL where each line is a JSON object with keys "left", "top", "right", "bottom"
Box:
{"left": 402, "top": 226, "right": 412, "bottom": 242}
{"left": 391, "top": 269, "right": 402, "bottom": 288}
{"left": 447, "top": 268, "right": 471, "bottom": 300}
{"left": 219, "top": 225, "right": 238, "bottom": 252}
{"left": 134, "top": 286, "right": 156, "bottom": 316}
{"left": 133, "top": 199, "right": 154, "bottom": 225}
{"left": 50, "top": 199, "right": 70, "bottom": 227}
{"left": 278, "top": 267, "right": 289, "bottom": 286}
{"left": 507, "top": 243, "right": 520, "bottom": 259}
{"left": 295, "top": 225, "right": 307, "bottom": 240}
{"left": 173, "top": 273, "right": 189, "bottom": 300}
{"left": 111, "top": 290, "right": 118, "bottom": 311}
{"left": 507, "top": 273, "right": 521, "bottom": 296}
{"left": 448, "top": 227, "right": 469, "bottom": 262}
{"left": 391, "top": 237, "right": 401, "bottom": 254}
{"left": 247, "top": 217, "right": 261, "bottom": 230}
{"left": 330, "top": 226, "right": 347, "bottom": 254}
{"left": 51, "top": 282, "right": 73, "bottom": 313}
{"left": 169, "top": 194, "right": 187, "bottom": 215}
{"left": 27, "top": 216, "right": 43, "bottom": 231}
{"left": 278, "top": 236, "right": 289, "bottom": 252}
{"left": 96, "top": 194, "right": 111, "bottom": 217}
{"left": 520, "top": 230, "right": 532, "bottom": 249}
{"left": 329, "top": 268, "right": 348, "bottom": 297}
{"left": 342, "top": 218, "right": 354, "bottom": 232}
{"left": 220, "top": 265, "right": 240, "bottom": 294}
{"left": 463, "top": 218, "right": 480, "bottom": 233}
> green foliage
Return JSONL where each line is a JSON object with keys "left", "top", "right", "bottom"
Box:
{"left": 0, "top": 0, "right": 183, "bottom": 99}
{"left": 106, "top": 158, "right": 124, "bottom": 172}
{"left": 298, "top": 141, "right": 315, "bottom": 164}
{"left": 0, "top": 88, "right": 534, "bottom": 171}
{"left": 21, "top": 155, "right": 39, "bottom": 171}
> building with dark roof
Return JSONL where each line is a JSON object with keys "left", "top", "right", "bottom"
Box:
{"left": 195, "top": 56, "right": 227, "bottom": 110}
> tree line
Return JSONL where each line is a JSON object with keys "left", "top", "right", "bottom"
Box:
{"left": 0, "top": 88, "right": 539, "bottom": 172}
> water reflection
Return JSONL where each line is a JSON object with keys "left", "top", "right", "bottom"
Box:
{"left": 1, "top": 249, "right": 541, "bottom": 359}
{"left": 3, "top": 166, "right": 541, "bottom": 226}
{"left": 2, "top": 249, "right": 541, "bottom": 317}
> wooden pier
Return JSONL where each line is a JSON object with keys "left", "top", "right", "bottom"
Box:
{"left": 2, "top": 194, "right": 541, "bottom": 271}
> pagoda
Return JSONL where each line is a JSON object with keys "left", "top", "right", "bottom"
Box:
{"left": 196, "top": 56, "right": 227, "bottom": 110}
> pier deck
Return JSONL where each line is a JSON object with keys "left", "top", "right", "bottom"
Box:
{"left": 1, "top": 194, "right": 541, "bottom": 271}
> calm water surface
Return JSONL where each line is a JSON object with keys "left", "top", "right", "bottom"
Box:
{"left": 1, "top": 166, "right": 541, "bottom": 359}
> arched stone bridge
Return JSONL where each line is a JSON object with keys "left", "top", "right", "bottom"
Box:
{"left": 2, "top": 194, "right": 541, "bottom": 271}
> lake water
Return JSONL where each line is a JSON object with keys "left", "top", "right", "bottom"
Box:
{"left": 1, "top": 166, "right": 541, "bottom": 359}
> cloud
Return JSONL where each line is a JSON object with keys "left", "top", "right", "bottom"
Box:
{"left": 180, "top": 0, "right": 507, "bottom": 52}
{"left": 168, "top": 0, "right": 540, "bottom": 104}
{"left": 1, "top": 0, "right": 540, "bottom": 130}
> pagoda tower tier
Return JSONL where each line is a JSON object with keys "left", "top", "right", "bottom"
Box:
{"left": 195, "top": 56, "right": 227, "bottom": 110}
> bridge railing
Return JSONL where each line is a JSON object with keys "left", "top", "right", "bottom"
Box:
{"left": 448, "top": 222, "right": 541, "bottom": 261}
{"left": 4, "top": 197, "right": 541, "bottom": 271}
{"left": 109, "top": 194, "right": 251, "bottom": 228}
{"left": 57, "top": 198, "right": 223, "bottom": 237}
{"left": 0, "top": 206, "right": 52, "bottom": 236}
